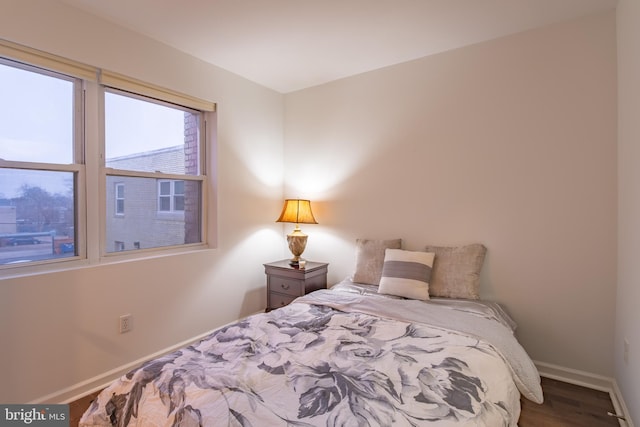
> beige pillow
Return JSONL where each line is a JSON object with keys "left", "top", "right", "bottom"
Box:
{"left": 425, "top": 243, "right": 487, "bottom": 299}
{"left": 352, "top": 238, "right": 402, "bottom": 285}
{"left": 378, "top": 249, "right": 435, "bottom": 300}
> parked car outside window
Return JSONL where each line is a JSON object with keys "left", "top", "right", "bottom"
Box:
{"left": 5, "top": 237, "right": 41, "bottom": 246}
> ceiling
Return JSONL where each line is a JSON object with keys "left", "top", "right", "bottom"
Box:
{"left": 59, "top": 0, "right": 617, "bottom": 93}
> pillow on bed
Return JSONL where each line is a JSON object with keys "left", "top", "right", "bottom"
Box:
{"left": 425, "top": 243, "right": 486, "bottom": 299}
{"left": 378, "top": 249, "right": 435, "bottom": 300}
{"left": 352, "top": 238, "right": 402, "bottom": 285}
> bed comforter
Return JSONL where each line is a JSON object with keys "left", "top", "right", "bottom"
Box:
{"left": 80, "top": 285, "right": 542, "bottom": 427}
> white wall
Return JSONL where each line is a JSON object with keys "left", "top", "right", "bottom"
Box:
{"left": 285, "top": 11, "right": 617, "bottom": 378}
{"left": 0, "top": 0, "right": 286, "bottom": 403}
{"left": 616, "top": 0, "right": 640, "bottom": 422}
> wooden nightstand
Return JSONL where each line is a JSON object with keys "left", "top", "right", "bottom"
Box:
{"left": 264, "top": 260, "right": 328, "bottom": 311}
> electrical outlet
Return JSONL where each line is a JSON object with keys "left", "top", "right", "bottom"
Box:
{"left": 119, "top": 314, "right": 132, "bottom": 334}
{"left": 624, "top": 339, "right": 629, "bottom": 365}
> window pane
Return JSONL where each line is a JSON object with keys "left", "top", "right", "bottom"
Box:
{"left": 159, "top": 181, "right": 171, "bottom": 195}
{"left": 159, "top": 197, "right": 170, "bottom": 211}
{"left": 105, "top": 91, "right": 200, "bottom": 175}
{"left": 0, "top": 62, "right": 74, "bottom": 164}
{"left": 105, "top": 175, "right": 201, "bottom": 252}
{"left": 116, "top": 199, "right": 124, "bottom": 215}
{"left": 174, "top": 195, "right": 184, "bottom": 211}
{"left": 0, "top": 169, "right": 76, "bottom": 265}
{"left": 174, "top": 180, "right": 184, "bottom": 195}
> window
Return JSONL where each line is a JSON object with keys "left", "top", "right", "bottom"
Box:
{"left": 158, "top": 180, "right": 185, "bottom": 212}
{"left": 115, "top": 183, "right": 125, "bottom": 216}
{"left": 0, "top": 40, "right": 215, "bottom": 273}
{"left": 0, "top": 59, "right": 81, "bottom": 266}
{"left": 103, "top": 89, "right": 205, "bottom": 253}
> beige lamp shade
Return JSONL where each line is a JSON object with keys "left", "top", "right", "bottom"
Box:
{"left": 276, "top": 199, "right": 318, "bottom": 224}
{"left": 276, "top": 199, "right": 317, "bottom": 266}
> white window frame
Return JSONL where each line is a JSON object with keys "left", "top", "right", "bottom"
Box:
{"left": 158, "top": 179, "right": 185, "bottom": 213}
{"left": 115, "top": 182, "right": 125, "bottom": 216}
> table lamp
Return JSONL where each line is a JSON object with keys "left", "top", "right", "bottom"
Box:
{"left": 276, "top": 199, "right": 317, "bottom": 266}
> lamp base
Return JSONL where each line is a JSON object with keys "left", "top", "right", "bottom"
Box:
{"left": 287, "top": 229, "right": 307, "bottom": 267}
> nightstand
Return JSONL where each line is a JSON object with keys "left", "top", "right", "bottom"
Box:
{"left": 264, "top": 260, "right": 328, "bottom": 311}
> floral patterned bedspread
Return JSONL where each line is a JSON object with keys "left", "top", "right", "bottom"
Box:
{"left": 80, "top": 289, "right": 542, "bottom": 427}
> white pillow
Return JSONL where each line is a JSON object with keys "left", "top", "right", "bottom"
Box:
{"left": 378, "top": 249, "right": 435, "bottom": 300}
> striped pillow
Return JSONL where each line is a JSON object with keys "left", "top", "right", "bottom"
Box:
{"left": 378, "top": 249, "right": 435, "bottom": 300}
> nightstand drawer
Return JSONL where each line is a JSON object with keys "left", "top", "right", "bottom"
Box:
{"left": 269, "top": 292, "right": 297, "bottom": 309}
{"left": 270, "top": 276, "right": 302, "bottom": 297}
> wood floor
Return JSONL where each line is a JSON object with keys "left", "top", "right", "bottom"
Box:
{"left": 69, "top": 390, "right": 101, "bottom": 427}
{"left": 519, "top": 377, "right": 621, "bottom": 427}
{"left": 68, "top": 377, "right": 622, "bottom": 426}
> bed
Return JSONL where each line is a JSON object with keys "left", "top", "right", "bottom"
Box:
{"left": 80, "top": 241, "right": 543, "bottom": 426}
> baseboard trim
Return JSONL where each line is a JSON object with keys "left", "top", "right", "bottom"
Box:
{"left": 612, "top": 380, "right": 636, "bottom": 427}
{"left": 534, "top": 360, "right": 613, "bottom": 392}
{"left": 31, "top": 326, "right": 220, "bottom": 405}
{"left": 534, "top": 361, "right": 634, "bottom": 427}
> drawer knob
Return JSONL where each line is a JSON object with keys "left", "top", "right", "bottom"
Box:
{"left": 281, "top": 283, "right": 290, "bottom": 290}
